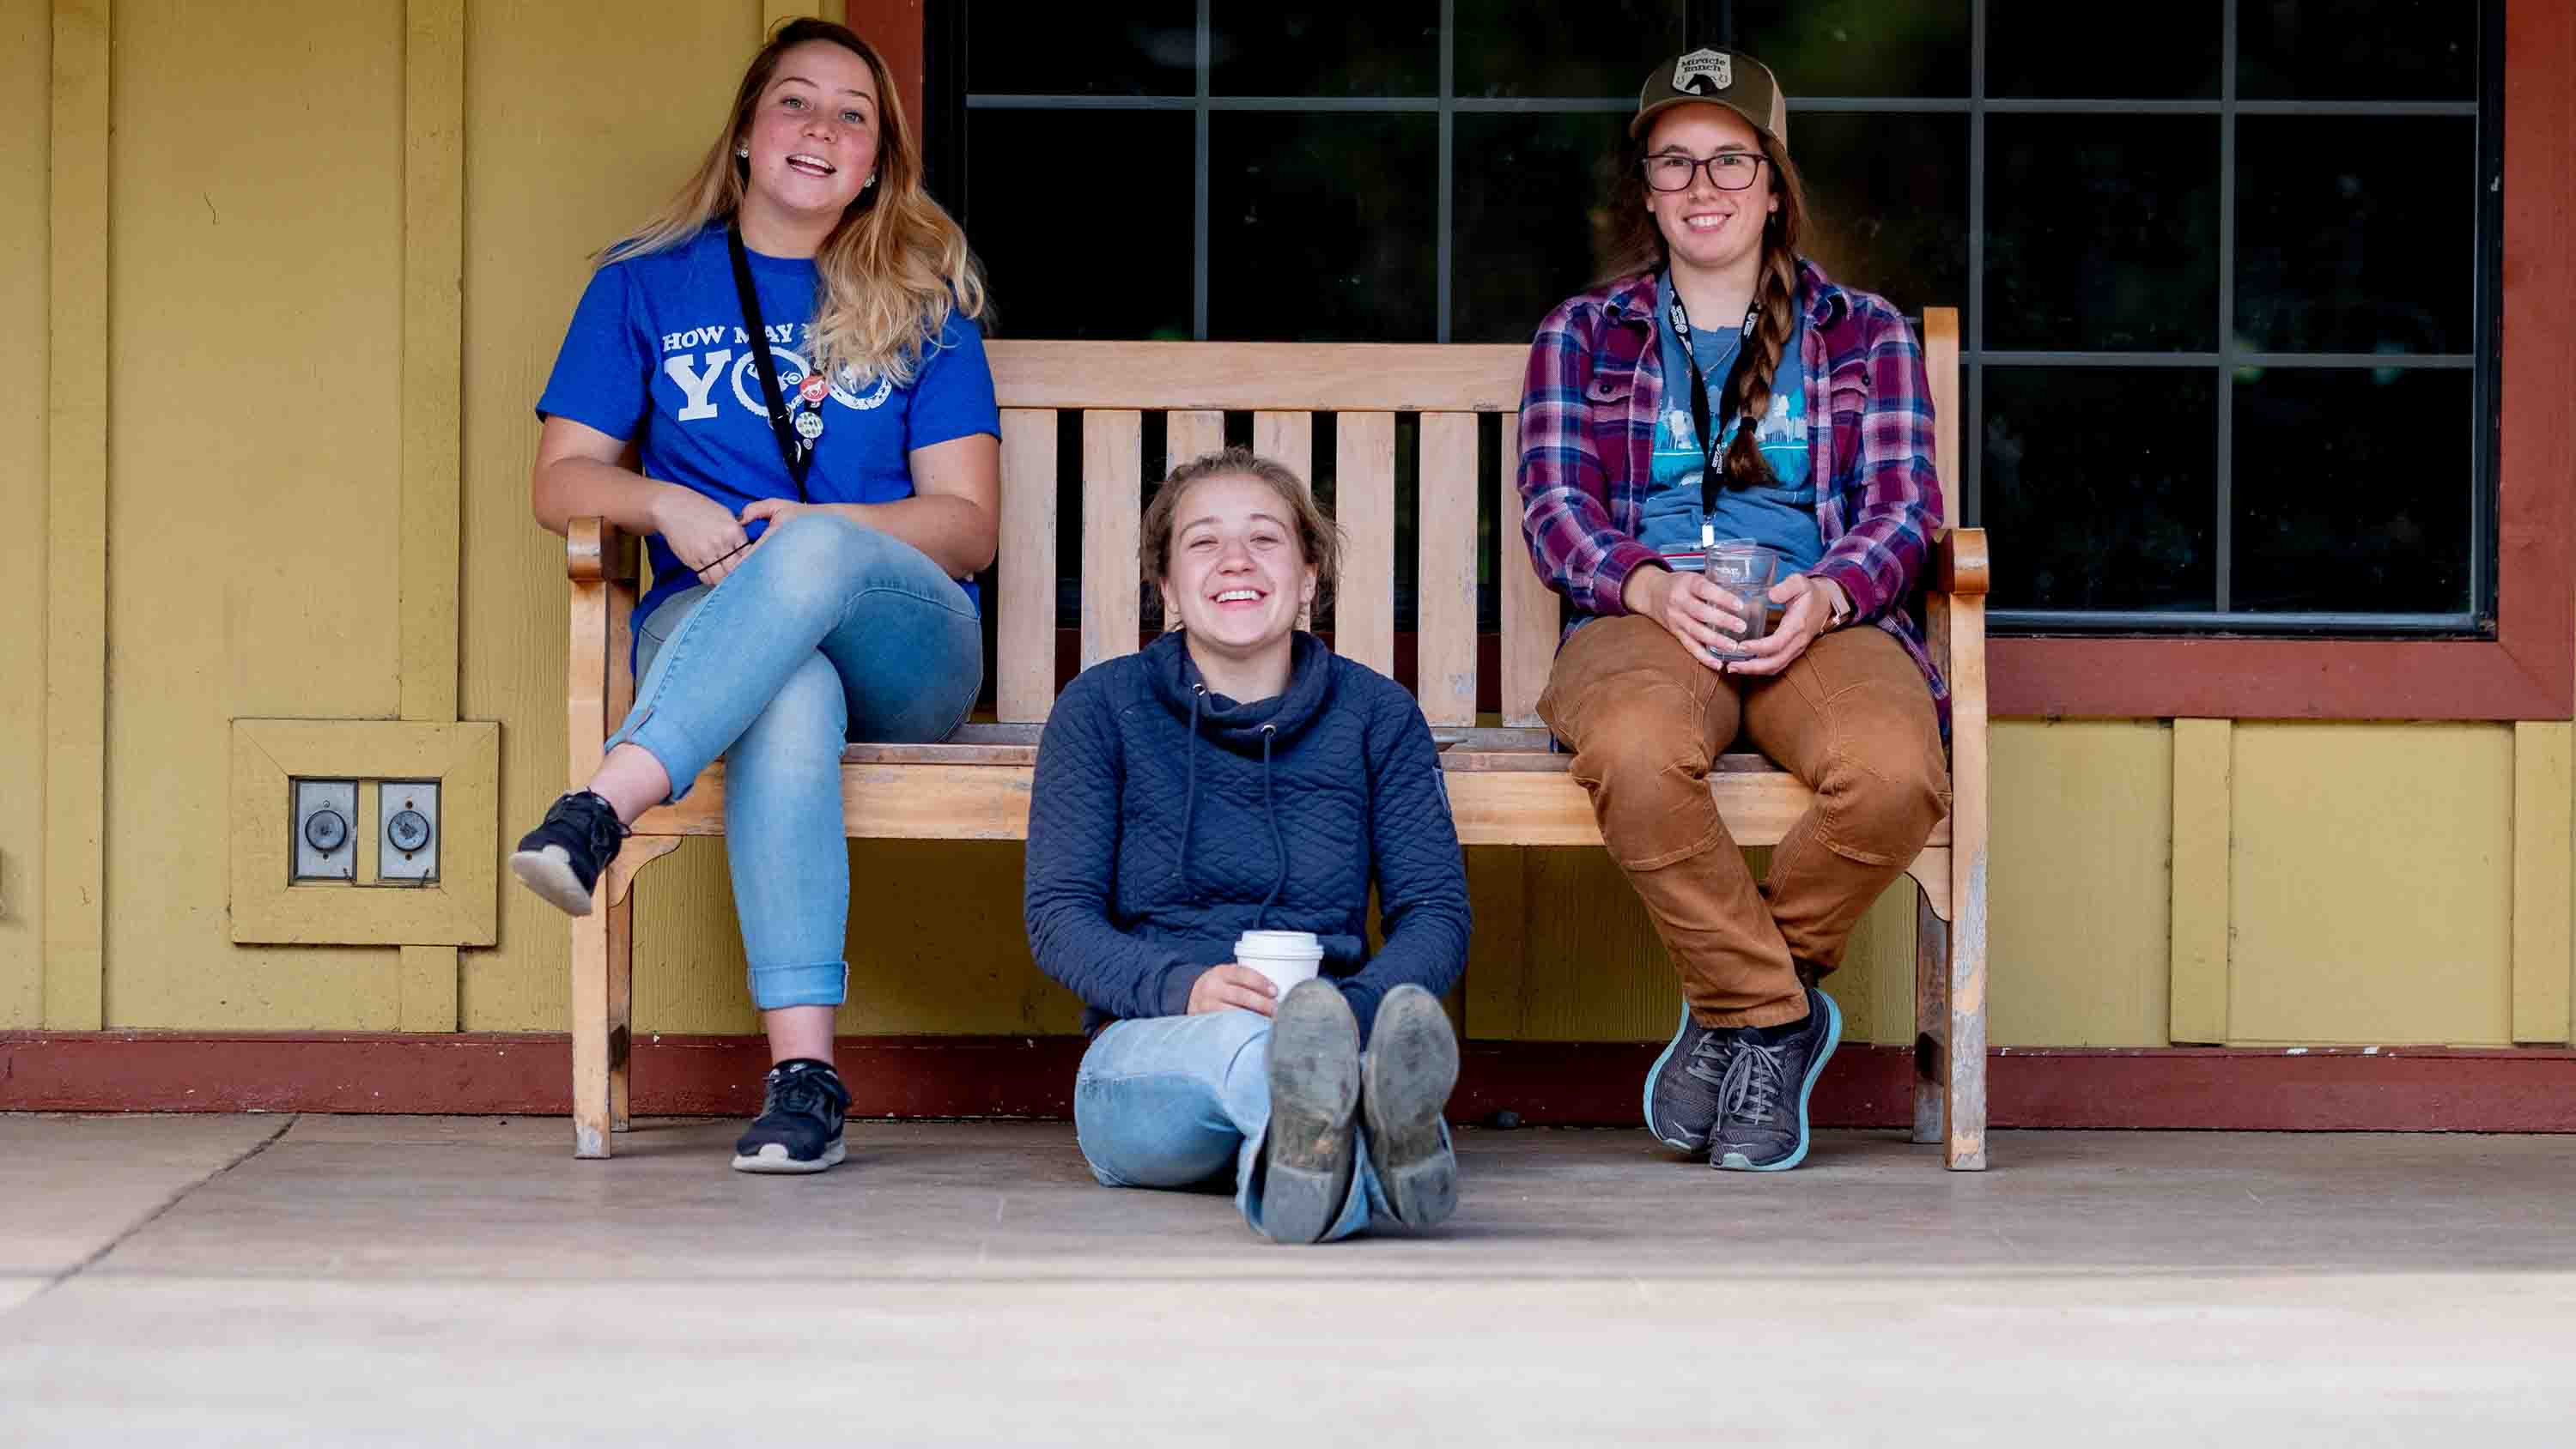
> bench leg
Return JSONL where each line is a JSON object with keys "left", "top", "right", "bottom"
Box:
{"left": 1945, "top": 853, "right": 1990, "bottom": 1171}
{"left": 572, "top": 903, "right": 613, "bottom": 1160}
{"left": 606, "top": 877, "right": 635, "bottom": 1134}
{"left": 1911, "top": 888, "right": 1948, "bottom": 1147}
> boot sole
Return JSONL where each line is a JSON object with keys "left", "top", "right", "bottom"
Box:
{"left": 508, "top": 846, "right": 596, "bottom": 918}
{"left": 1362, "top": 985, "right": 1461, "bottom": 1228}
{"left": 1715, "top": 991, "right": 1844, "bottom": 1173}
{"left": 731, "top": 1137, "right": 847, "bottom": 1174}
{"left": 1263, "top": 980, "right": 1361, "bottom": 1245}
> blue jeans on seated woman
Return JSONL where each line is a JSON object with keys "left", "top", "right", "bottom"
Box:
{"left": 605, "top": 513, "right": 982, "bottom": 1013}
{"left": 1075, "top": 1008, "right": 1451, "bottom": 1243}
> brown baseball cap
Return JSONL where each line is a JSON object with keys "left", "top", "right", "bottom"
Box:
{"left": 1632, "top": 48, "right": 1788, "bottom": 147}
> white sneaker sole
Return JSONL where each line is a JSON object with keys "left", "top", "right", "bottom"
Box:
{"left": 730, "top": 1138, "right": 846, "bottom": 1174}
{"left": 508, "top": 845, "right": 595, "bottom": 917}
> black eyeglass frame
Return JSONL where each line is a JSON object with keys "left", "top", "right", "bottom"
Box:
{"left": 1639, "top": 151, "right": 1770, "bottom": 192}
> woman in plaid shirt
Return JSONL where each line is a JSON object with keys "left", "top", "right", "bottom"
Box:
{"left": 1516, "top": 49, "right": 1951, "bottom": 1174}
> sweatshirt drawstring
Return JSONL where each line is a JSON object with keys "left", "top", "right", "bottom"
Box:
{"left": 1255, "top": 724, "right": 1288, "bottom": 927}
{"left": 1176, "top": 683, "right": 1206, "bottom": 896}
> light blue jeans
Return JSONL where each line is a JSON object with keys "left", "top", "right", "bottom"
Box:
{"left": 606, "top": 513, "right": 982, "bottom": 1011}
{"left": 1075, "top": 1009, "right": 1449, "bottom": 1243}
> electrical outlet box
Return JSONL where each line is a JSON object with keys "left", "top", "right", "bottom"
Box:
{"left": 379, "top": 779, "right": 440, "bottom": 882}
{"left": 293, "top": 779, "right": 358, "bottom": 882}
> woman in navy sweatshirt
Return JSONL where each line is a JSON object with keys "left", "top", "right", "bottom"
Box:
{"left": 1024, "top": 448, "right": 1472, "bottom": 1245}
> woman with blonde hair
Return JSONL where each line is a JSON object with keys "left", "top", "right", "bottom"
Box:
{"left": 1518, "top": 49, "right": 1949, "bottom": 1173}
{"left": 508, "top": 18, "right": 998, "bottom": 1174}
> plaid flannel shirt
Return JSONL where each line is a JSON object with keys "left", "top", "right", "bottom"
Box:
{"left": 1516, "top": 258, "right": 1950, "bottom": 730}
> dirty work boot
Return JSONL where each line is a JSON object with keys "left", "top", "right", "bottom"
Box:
{"left": 1643, "top": 1002, "right": 1738, "bottom": 1155}
{"left": 732, "top": 1058, "right": 851, "bottom": 1174}
{"left": 1360, "top": 984, "right": 1461, "bottom": 1228}
{"left": 507, "top": 791, "right": 628, "bottom": 917}
{"left": 1708, "top": 985, "right": 1844, "bottom": 1173}
{"left": 1261, "top": 979, "right": 1362, "bottom": 1244}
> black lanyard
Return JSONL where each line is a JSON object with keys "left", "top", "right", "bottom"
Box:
{"left": 1667, "top": 288, "right": 1760, "bottom": 513}
{"left": 726, "top": 222, "right": 813, "bottom": 500}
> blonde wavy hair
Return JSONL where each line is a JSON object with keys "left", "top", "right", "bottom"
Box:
{"left": 602, "top": 17, "right": 987, "bottom": 387}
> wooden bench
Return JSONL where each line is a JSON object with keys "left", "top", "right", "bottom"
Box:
{"left": 563, "top": 310, "right": 1990, "bottom": 1167}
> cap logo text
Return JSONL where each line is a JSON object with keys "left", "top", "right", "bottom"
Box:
{"left": 1673, "top": 49, "right": 1734, "bottom": 95}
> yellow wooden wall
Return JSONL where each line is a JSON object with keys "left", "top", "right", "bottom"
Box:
{"left": 6, "top": 0, "right": 2573, "bottom": 1052}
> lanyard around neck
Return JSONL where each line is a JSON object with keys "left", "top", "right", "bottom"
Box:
{"left": 1667, "top": 286, "right": 1760, "bottom": 513}
{"left": 726, "top": 222, "right": 813, "bottom": 501}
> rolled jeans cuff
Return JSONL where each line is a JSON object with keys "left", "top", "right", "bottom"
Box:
{"left": 748, "top": 960, "right": 848, "bottom": 1011}
{"left": 601, "top": 707, "right": 720, "bottom": 807}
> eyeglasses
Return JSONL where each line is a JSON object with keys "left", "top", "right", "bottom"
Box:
{"left": 1641, "top": 151, "right": 1768, "bottom": 193}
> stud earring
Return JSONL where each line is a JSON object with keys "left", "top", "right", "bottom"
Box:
{"left": 737, "top": 147, "right": 750, "bottom": 159}
{"left": 864, "top": 173, "right": 878, "bottom": 189}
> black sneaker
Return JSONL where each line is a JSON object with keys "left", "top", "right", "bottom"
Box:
{"left": 1261, "top": 979, "right": 1362, "bottom": 1245}
{"left": 1643, "top": 1002, "right": 1737, "bottom": 1155}
{"left": 1708, "top": 985, "right": 1844, "bottom": 1173}
{"left": 1360, "top": 984, "right": 1461, "bottom": 1229}
{"left": 507, "top": 791, "right": 628, "bottom": 917}
{"left": 731, "top": 1058, "right": 850, "bottom": 1174}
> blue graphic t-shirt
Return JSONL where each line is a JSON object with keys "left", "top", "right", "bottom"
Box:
{"left": 537, "top": 223, "right": 1001, "bottom": 636}
{"left": 1640, "top": 271, "right": 1822, "bottom": 574}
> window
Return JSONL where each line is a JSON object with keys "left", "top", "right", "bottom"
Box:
{"left": 932, "top": 1, "right": 2503, "bottom": 640}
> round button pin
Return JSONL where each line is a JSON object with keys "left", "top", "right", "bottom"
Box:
{"left": 793, "top": 410, "right": 824, "bottom": 441}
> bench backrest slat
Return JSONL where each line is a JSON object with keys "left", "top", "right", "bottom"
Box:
{"left": 1079, "top": 410, "right": 1143, "bottom": 672}
{"left": 1417, "top": 412, "right": 1480, "bottom": 725}
{"left": 1335, "top": 412, "right": 1399, "bottom": 679}
{"left": 996, "top": 409, "right": 1059, "bottom": 724}
{"left": 1497, "top": 410, "right": 1556, "bottom": 728}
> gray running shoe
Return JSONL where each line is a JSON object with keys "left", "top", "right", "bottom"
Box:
{"left": 1261, "top": 979, "right": 1362, "bottom": 1244}
{"left": 1709, "top": 985, "right": 1844, "bottom": 1173}
{"left": 1643, "top": 1003, "right": 1736, "bottom": 1155}
{"left": 1360, "top": 984, "right": 1461, "bottom": 1228}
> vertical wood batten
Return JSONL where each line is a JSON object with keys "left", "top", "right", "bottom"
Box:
{"left": 2513, "top": 720, "right": 2572, "bottom": 1042}
{"left": 44, "top": 0, "right": 109, "bottom": 1030}
{"left": 1334, "top": 412, "right": 1395, "bottom": 677}
{"left": 1080, "top": 411, "right": 1142, "bottom": 670}
{"left": 1923, "top": 307, "right": 1959, "bottom": 503}
{"left": 395, "top": 0, "right": 465, "bottom": 1033}
{"left": 1416, "top": 412, "right": 1479, "bottom": 724}
{"left": 2169, "top": 719, "right": 2233, "bottom": 1045}
{"left": 995, "top": 409, "right": 1057, "bottom": 721}
{"left": 1498, "top": 411, "right": 1555, "bottom": 728}
{"left": 398, "top": 0, "right": 463, "bottom": 727}
{"left": 1253, "top": 411, "right": 1313, "bottom": 488}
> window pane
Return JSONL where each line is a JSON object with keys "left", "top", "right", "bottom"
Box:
{"left": 1982, "top": 367, "right": 2217, "bottom": 611}
{"left": 1985, "top": 115, "right": 2220, "bottom": 351}
{"left": 1208, "top": 113, "right": 1437, "bottom": 341}
{"left": 1732, "top": 0, "right": 1969, "bottom": 98}
{"left": 962, "top": 3, "right": 1195, "bottom": 96}
{"left": 2230, "top": 368, "right": 2471, "bottom": 613}
{"left": 1451, "top": 112, "right": 1617, "bottom": 343}
{"left": 1454, "top": 0, "right": 1683, "bottom": 99}
{"left": 967, "top": 112, "right": 1193, "bottom": 340}
{"left": 1210, "top": 6, "right": 1440, "bottom": 96}
{"left": 2238, "top": 0, "right": 2477, "bottom": 100}
{"left": 1987, "top": 0, "right": 2221, "bottom": 99}
{"left": 1791, "top": 112, "right": 1968, "bottom": 318}
{"left": 2234, "top": 116, "right": 2476, "bottom": 355}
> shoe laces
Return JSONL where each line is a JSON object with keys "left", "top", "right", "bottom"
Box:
{"left": 559, "top": 791, "right": 629, "bottom": 859}
{"left": 761, "top": 1065, "right": 837, "bottom": 1121}
{"left": 1682, "top": 1027, "right": 1735, "bottom": 1088}
{"left": 1718, "top": 1038, "right": 1789, "bottom": 1128}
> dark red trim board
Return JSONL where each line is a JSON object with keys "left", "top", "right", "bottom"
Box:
{"left": 6, "top": 1034, "right": 2573, "bottom": 1132}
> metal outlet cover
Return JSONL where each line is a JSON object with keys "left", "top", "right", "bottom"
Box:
{"left": 378, "top": 779, "right": 440, "bottom": 883}
{"left": 293, "top": 779, "right": 358, "bottom": 882}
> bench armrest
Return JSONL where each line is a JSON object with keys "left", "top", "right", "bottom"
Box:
{"left": 567, "top": 518, "right": 639, "bottom": 584}
{"left": 1934, "top": 528, "right": 1988, "bottom": 598}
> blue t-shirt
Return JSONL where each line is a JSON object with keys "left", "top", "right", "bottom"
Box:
{"left": 537, "top": 223, "right": 1001, "bottom": 634}
{"left": 1640, "top": 271, "right": 1822, "bottom": 574}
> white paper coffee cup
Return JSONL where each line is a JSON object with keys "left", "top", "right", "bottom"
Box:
{"left": 1234, "top": 930, "right": 1323, "bottom": 997}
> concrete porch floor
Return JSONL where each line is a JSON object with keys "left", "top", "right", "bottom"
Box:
{"left": 2, "top": 1116, "right": 2571, "bottom": 1446}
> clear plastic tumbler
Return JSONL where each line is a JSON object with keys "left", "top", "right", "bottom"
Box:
{"left": 1701, "top": 539, "right": 1778, "bottom": 658}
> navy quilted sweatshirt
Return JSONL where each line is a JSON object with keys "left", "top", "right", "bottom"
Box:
{"left": 1024, "top": 629, "right": 1470, "bottom": 1041}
